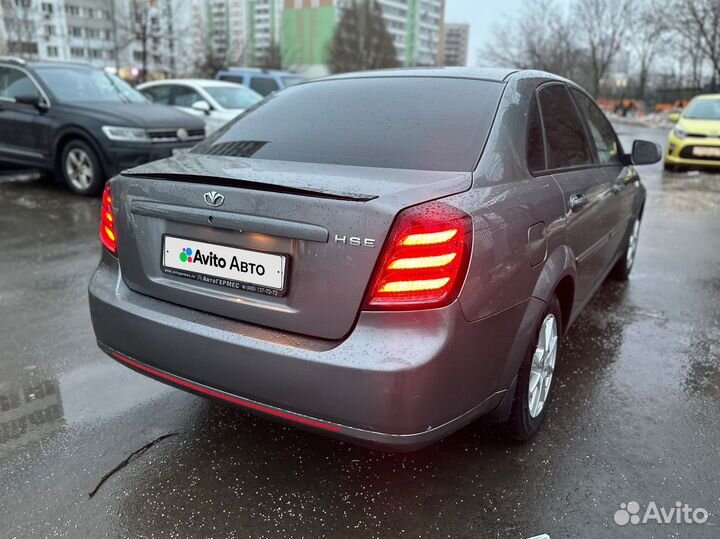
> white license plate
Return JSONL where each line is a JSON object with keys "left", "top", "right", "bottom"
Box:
{"left": 162, "top": 235, "right": 287, "bottom": 296}
{"left": 692, "top": 146, "right": 720, "bottom": 158}
{"left": 172, "top": 148, "right": 189, "bottom": 156}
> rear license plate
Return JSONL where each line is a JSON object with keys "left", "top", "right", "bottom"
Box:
{"left": 692, "top": 146, "right": 720, "bottom": 158}
{"left": 162, "top": 235, "right": 287, "bottom": 296}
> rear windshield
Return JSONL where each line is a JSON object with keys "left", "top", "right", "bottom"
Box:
{"left": 194, "top": 77, "right": 504, "bottom": 171}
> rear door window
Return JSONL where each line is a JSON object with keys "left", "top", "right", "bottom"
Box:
{"left": 219, "top": 75, "right": 245, "bottom": 85}
{"left": 570, "top": 88, "right": 622, "bottom": 165}
{"left": 171, "top": 85, "right": 203, "bottom": 107}
{"left": 538, "top": 84, "right": 593, "bottom": 170}
{"left": 249, "top": 76, "right": 279, "bottom": 96}
{"left": 142, "top": 85, "right": 171, "bottom": 104}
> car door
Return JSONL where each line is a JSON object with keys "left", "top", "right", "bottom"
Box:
{"left": 536, "top": 83, "right": 616, "bottom": 310}
{"left": 569, "top": 88, "right": 638, "bottom": 260}
{"left": 0, "top": 66, "right": 50, "bottom": 164}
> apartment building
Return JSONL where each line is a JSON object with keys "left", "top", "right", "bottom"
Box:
{"left": 0, "top": 0, "right": 114, "bottom": 67}
{"left": 442, "top": 22, "right": 468, "bottom": 66}
{"left": 117, "top": 0, "right": 198, "bottom": 77}
{"left": 282, "top": 0, "right": 445, "bottom": 75}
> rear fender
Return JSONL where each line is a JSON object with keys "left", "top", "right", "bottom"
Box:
{"left": 530, "top": 245, "right": 576, "bottom": 308}
{"left": 494, "top": 246, "right": 576, "bottom": 391}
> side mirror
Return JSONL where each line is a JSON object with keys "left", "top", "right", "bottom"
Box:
{"left": 668, "top": 112, "right": 680, "bottom": 123}
{"left": 191, "top": 100, "right": 212, "bottom": 115}
{"left": 15, "top": 94, "right": 44, "bottom": 109}
{"left": 630, "top": 139, "right": 662, "bottom": 165}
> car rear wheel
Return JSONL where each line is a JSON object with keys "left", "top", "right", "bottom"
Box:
{"left": 60, "top": 139, "right": 103, "bottom": 196}
{"left": 609, "top": 215, "right": 641, "bottom": 281}
{"left": 506, "top": 295, "right": 562, "bottom": 441}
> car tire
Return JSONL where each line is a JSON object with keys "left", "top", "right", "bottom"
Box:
{"left": 663, "top": 162, "right": 675, "bottom": 172}
{"left": 505, "top": 295, "right": 563, "bottom": 441}
{"left": 59, "top": 139, "right": 104, "bottom": 196}
{"left": 609, "top": 215, "right": 641, "bottom": 281}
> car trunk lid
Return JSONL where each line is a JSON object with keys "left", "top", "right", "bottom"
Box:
{"left": 111, "top": 154, "right": 472, "bottom": 340}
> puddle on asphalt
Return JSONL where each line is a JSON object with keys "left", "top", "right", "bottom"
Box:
{"left": 0, "top": 169, "right": 43, "bottom": 184}
{"left": 0, "top": 361, "right": 173, "bottom": 451}
{"left": 0, "top": 378, "right": 64, "bottom": 450}
{"left": 683, "top": 323, "right": 720, "bottom": 400}
{"left": 655, "top": 170, "right": 720, "bottom": 211}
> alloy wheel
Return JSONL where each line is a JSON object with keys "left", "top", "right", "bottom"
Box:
{"left": 626, "top": 218, "right": 641, "bottom": 270}
{"left": 65, "top": 148, "right": 94, "bottom": 191}
{"left": 528, "top": 314, "right": 558, "bottom": 418}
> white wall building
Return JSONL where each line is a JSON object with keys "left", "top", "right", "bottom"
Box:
{"left": 442, "top": 22, "right": 468, "bottom": 66}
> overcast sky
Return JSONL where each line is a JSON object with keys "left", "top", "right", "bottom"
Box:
{"left": 444, "top": 0, "right": 567, "bottom": 66}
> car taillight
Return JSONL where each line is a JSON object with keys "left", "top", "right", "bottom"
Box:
{"left": 363, "top": 201, "right": 472, "bottom": 310}
{"left": 100, "top": 183, "right": 117, "bottom": 255}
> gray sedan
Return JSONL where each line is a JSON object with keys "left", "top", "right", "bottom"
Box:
{"left": 89, "top": 68, "right": 660, "bottom": 450}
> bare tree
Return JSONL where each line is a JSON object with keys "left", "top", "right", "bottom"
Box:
{"left": 327, "top": 0, "right": 398, "bottom": 74}
{"left": 481, "top": 0, "right": 589, "bottom": 85}
{"left": 574, "top": 0, "right": 634, "bottom": 97}
{"left": 194, "top": 50, "right": 227, "bottom": 78}
{"left": 259, "top": 41, "right": 283, "bottom": 70}
{"left": 673, "top": 0, "right": 720, "bottom": 91}
{"left": 115, "top": 0, "right": 194, "bottom": 81}
{"left": 627, "top": 0, "right": 669, "bottom": 99}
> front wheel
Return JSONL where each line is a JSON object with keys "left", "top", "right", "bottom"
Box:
{"left": 505, "top": 295, "right": 563, "bottom": 441}
{"left": 609, "top": 216, "right": 641, "bottom": 281}
{"left": 59, "top": 139, "right": 104, "bottom": 196}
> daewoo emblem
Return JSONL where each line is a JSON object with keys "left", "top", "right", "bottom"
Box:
{"left": 203, "top": 191, "right": 225, "bottom": 207}
{"left": 177, "top": 128, "right": 189, "bottom": 141}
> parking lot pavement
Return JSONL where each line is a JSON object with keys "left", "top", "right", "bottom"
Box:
{"left": 1, "top": 123, "right": 719, "bottom": 539}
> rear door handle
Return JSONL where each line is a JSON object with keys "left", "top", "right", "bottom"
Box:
{"left": 569, "top": 194, "right": 588, "bottom": 212}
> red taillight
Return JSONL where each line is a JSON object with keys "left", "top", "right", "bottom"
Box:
{"left": 100, "top": 183, "right": 117, "bottom": 255}
{"left": 363, "top": 202, "right": 472, "bottom": 310}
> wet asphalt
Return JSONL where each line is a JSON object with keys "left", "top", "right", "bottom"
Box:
{"left": 0, "top": 123, "right": 719, "bottom": 539}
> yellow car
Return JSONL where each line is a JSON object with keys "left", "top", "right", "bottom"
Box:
{"left": 665, "top": 94, "right": 720, "bottom": 170}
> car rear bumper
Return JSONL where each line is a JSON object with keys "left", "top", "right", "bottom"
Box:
{"left": 89, "top": 252, "right": 539, "bottom": 450}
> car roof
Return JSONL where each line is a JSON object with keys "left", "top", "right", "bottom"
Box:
{"left": 23, "top": 59, "right": 97, "bottom": 70}
{"left": 140, "top": 79, "right": 248, "bottom": 88}
{"left": 219, "top": 68, "right": 296, "bottom": 76}
{"left": 316, "top": 67, "right": 570, "bottom": 84}
{"left": 320, "top": 67, "right": 515, "bottom": 82}
{"left": 693, "top": 93, "right": 720, "bottom": 100}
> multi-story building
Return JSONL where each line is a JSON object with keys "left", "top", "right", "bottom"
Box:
{"left": 64, "top": 0, "right": 114, "bottom": 66}
{"left": 117, "top": 0, "right": 198, "bottom": 78}
{"left": 0, "top": 0, "right": 115, "bottom": 67}
{"left": 0, "top": 0, "right": 199, "bottom": 77}
{"left": 201, "top": 0, "right": 282, "bottom": 68}
{"left": 245, "top": 0, "right": 282, "bottom": 66}
{"left": 441, "top": 22, "right": 468, "bottom": 66}
{"left": 282, "top": 0, "right": 445, "bottom": 76}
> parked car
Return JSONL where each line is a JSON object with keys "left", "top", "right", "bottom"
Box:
{"left": 0, "top": 57, "right": 205, "bottom": 195}
{"left": 215, "top": 68, "right": 306, "bottom": 96}
{"left": 138, "top": 79, "right": 263, "bottom": 134}
{"left": 665, "top": 94, "right": 720, "bottom": 171}
{"left": 89, "top": 68, "right": 661, "bottom": 450}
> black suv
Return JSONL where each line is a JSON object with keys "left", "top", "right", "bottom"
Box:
{"left": 0, "top": 58, "right": 206, "bottom": 195}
